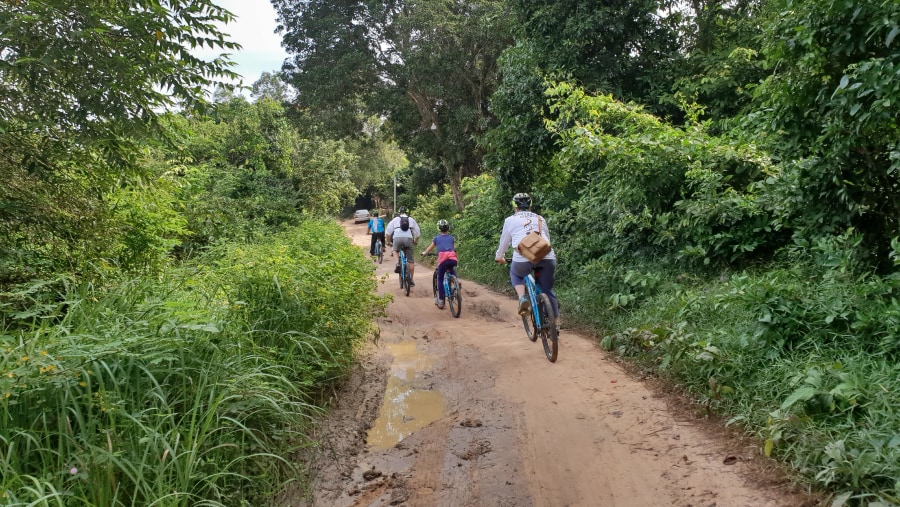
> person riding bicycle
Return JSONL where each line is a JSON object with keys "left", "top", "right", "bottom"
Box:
{"left": 386, "top": 206, "right": 421, "bottom": 285}
{"left": 421, "top": 219, "right": 458, "bottom": 309}
{"left": 367, "top": 211, "right": 386, "bottom": 259}
{"left": 494, "top": 193, "right": 559, "bottom": 319}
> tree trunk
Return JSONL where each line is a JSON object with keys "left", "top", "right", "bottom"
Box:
{"left": 442, "top": 158, "right": 464, "bottom": 211}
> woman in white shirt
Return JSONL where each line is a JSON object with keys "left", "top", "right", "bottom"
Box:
{"left": 494, "top": 193, "right": 559, "bottom": 318}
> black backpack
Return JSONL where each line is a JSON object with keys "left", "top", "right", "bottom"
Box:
{"left": 400, "top": 215, "right": 410, "bottom": 231}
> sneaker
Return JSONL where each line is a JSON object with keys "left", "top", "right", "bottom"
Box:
{"left": 409, "top": 280, "right": 415, "bottom": 287}
{"left": 517, "top": 296, "right": 531, "bottom": 316}
{"left": 394, "top": 264, "right": 401, "bottom": 274}
{"left": 434, "top": 297, "right": 440, "bottom": 306}
{"left": 437, "top": 299, "right": 445, "bottom": 309}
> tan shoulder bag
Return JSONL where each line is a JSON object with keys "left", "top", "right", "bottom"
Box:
{"left": 516, "top": 216, "right": 552, "bottom": 263}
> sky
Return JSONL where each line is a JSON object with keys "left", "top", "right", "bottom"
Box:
{"left": 194, "top": 0, "right": 291, "bottom": 92}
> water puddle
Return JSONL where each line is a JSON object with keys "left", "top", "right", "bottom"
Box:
{"left": 367, "top": 341, "right": 445, "bottom": 451}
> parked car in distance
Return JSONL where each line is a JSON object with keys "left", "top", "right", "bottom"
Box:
{"left": 353, "top": 209, "right": 371, "bottom": 223}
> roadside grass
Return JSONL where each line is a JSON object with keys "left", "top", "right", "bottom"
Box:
{"left": 571, "top": 263, "right": 900, "bottom": 506}
{"left": 0, "top": 220, "right": 387, "bottom": 505}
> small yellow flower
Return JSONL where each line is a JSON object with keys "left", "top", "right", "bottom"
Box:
{"left": 4, "top": 392, "right": 9, "bottom": 399}
{"left": 6, "top": 373, "right": 12, "bottom": 378}
{"left": 79, "top": 382, "right": 87, "bottom": 387}
{"left": 20, "top": 356, "right": 28, "bottom": 362}
{"left": 41, "top": 350, "right": 48, "bottom": 356}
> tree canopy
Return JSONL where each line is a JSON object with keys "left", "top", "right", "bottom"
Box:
{"left": 273, "top": 0, "right": 513, "bottom": 208}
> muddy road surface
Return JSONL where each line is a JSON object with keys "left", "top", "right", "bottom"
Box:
{"left": 280, "top": 222, "right": 821, "bottom": 507}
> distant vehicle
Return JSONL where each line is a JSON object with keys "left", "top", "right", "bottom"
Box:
{"left": 353, "top": 209, "right": 371, "bottom": 223}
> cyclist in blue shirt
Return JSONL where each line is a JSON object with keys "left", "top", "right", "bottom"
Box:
{"left": 367, "top": 211, "right": 386, "bottom": 259}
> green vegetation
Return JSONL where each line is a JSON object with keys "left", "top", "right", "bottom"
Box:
{"left": 3, "top": 0, "right": 899, "bottom": 504}
{"left": 1, "top": 225, "right": 383, "bottom": 505}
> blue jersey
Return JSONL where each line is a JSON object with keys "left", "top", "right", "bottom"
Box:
{"left": 432, "top": 234, "right": 455, "bottom": 252}
{"left": 368, "top": 217, "right": 385, "bottom": 233}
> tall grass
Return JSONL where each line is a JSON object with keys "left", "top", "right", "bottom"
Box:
{"left": 0, "top": 220, "right": 386, "bottom": 506}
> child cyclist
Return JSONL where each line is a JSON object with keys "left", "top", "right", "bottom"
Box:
{"left": 421, "top": 219, "right": 458, "bottom": 309}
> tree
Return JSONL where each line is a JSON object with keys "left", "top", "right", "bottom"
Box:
{"left": 484, "top": 0, "right": 684, "bottom": 195}
{"left": 273, "top": 0, "right": 513, "bottom": 209}
{"left": 0, "top": 0, "right": 240, "bottom": 161}
{"left": 748, "top": 0, "right": 900, "bottom": 267}
{"left": 251, "top": 71, "right": 296, "bottom": 103}
{"left": 0, "top": 0, "right": 240, "bottom": 280}
{"left": 664, "top": 0, "right": 772, "bottom": 125}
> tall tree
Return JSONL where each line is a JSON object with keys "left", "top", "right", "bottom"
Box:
{"left": 273, "top": 0, "right": 513, "bottom": 209}
{"left": 748, "top": 0, "right": 900, "bottom": 267}
{"left": 484, "top": 0, "right": 683, "bottom": 194}
{"left": 0, "top": 0, "right": 240, "bottom": 281}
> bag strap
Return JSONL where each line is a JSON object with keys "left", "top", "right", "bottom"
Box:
{"left": 536, "top": 216, "right": 543, "bottom": 236}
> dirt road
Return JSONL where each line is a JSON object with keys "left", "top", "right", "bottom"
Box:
{"left": 282, "top": 222, "right": 821, "bottom": 507}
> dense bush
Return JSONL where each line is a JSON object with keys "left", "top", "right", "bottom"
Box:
{"left": 0, "top": 221, "right": 385, "bottom": 506}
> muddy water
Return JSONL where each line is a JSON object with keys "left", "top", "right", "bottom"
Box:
{"left": 366, "top": 341, "right": 445, "bottom": 451}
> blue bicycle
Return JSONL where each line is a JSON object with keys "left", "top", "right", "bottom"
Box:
{"left": 425, "top": 253, "right": 462, "bottom": 318}
{"left": 505, "top": 258, "right": 558, "bottom": 362}
{"left": 397, "top": 247, "right": 413, "bottom": 297}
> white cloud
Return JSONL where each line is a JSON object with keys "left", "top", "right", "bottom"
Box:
{"left": 194, "top": 0, "right": 290, "bottom": 90}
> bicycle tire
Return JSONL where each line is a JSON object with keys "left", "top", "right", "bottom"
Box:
{"left": 448, "top": 275, "right": 462, "bottom": 318}
{"left": 537, "top": 293, "right": 558, "bottom": 362}
{"left": 522, "top": 299, "right": 538, "bottom": 342}
{"left": 377, "top": 241, "right": 383, "bottom": 264}
{"left": 404, "top": 271, "right": 411, "bottom": 296}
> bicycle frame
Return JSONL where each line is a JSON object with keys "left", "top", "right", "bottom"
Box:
{"left": 399, "top": 248, "right": 408, "bottom": 274}
{"left": 442, "top": 267, "right": 457, "bottom": 297}
{"left": 523, "top": 272, "right": 545, "bottom": 330}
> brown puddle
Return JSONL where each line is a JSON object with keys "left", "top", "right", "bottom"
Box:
{"left": 366, "top": 341, "right": 445, "bottom": 451}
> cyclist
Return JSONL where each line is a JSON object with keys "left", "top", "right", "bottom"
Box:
{"left": 421, "top": 219, "right": 458, "bottom": 309}
{"left": 386, "top": 206, "right": 421, "bottom": 285}
{"left": 494, "top": 193, "right": 559, "bottom": 318}
{"left": 367, "top": 211, "right": 386, "bottom": 260}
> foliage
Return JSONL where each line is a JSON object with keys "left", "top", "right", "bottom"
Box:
{"left": 0, "top": 0, "right": 240, "bottom": 283}
{"left": 747, "top": 0, "right": 900, "bottom": 268}
{"left": 662, "top": 0, "right": 772, "bottom": 125}
{"left": 162, "top": 100, "right": 359, "bottom": 250}
{"left": 0, "top": 0, "right": 240, "bottom": 157}
{"left": 0, "top": 221, "right": 385, "bottom": 505}
{"left": 481, "top": 42, "right": 557, "bottom": 195}
{"left": 544, "top": 81, "right": 785, "bottom": 269}
{"left": 273, "top": 0, "right": 513, "bottom": 207}
{"left": 251, "top": 71, "right": 297, "bottom": 103}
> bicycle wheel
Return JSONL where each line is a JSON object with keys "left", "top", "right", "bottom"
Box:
{"left": 377, "top": 241, "right": 383, "bottom": 264}
{"left": 537, "top": 293, "right": 558, "bottom": 362}
{"left": 403, "top": 264, "right": 411, "bottom": 296}
{"left": 448, "top": 275, "right": 462, "bottom": 318}
{"left": 521, "top": 296, "right": 538, "bottom": 342}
